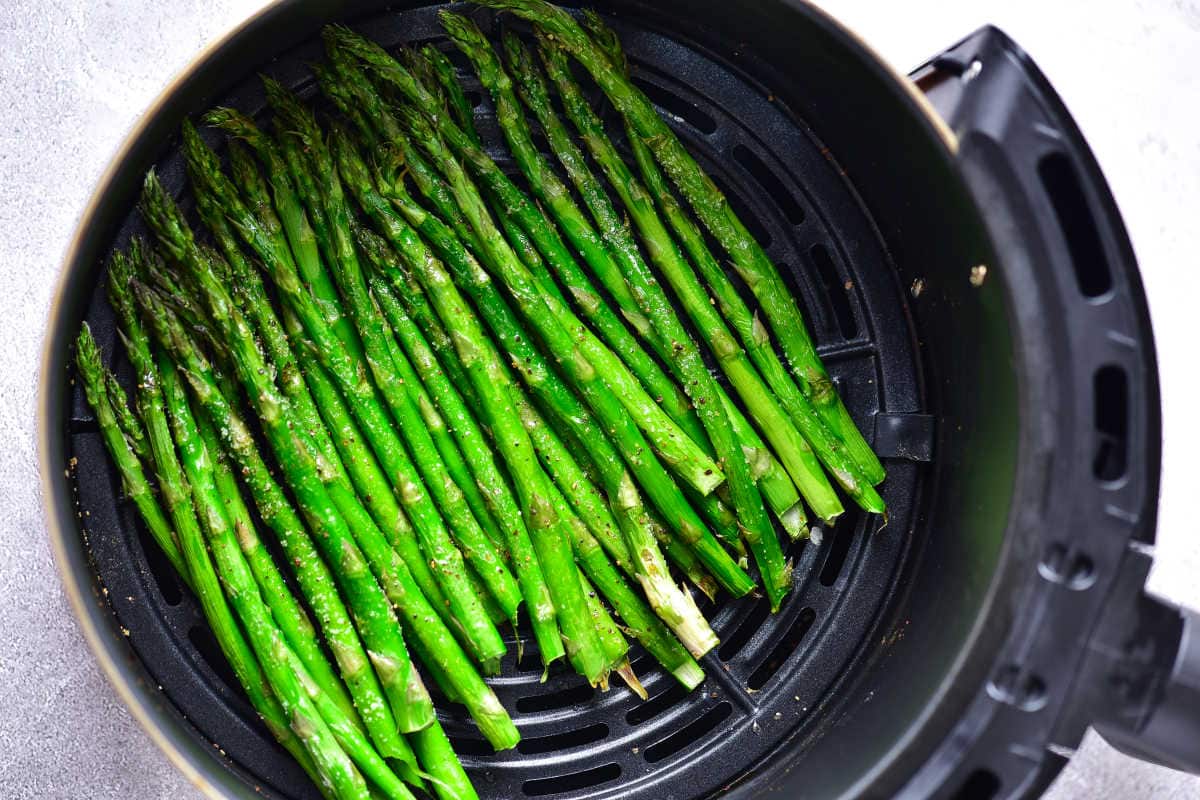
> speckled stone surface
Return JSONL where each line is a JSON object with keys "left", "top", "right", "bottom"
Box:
{"left": 2, "top": 0, "right": 1196, "bottom": 797}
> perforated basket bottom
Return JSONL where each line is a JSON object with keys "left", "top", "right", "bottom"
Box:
{"left": 67, "top": 5, "right": 927, "bottom": 799}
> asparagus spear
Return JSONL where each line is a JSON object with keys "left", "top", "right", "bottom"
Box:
{"left": 188, "top": 137, "right": 467, "bottom": 650}
{"left": 132, "top": 272, "right": 407, "bottom": 748}
{"left": 221, "top": 104, "right": 508, "bottom": 561}
{"left": 427, "top": 20, "right": 715, "bottom": 463}
{"left": 336, "top": 129, "right": 733, "bottom": 653}
{"left": 164, "top": 352, "right": 434, "bottom": 799}
{"left": 536, "top": 39, "right": 867, "bottom": 528}
{"left": 167, "top": 195, "right": 520, "bottom": 761}
{"left": 327, "top": 29, "right": 721, "bottom": 498}
{"left": 583, "top": 27, "right": 883, "bottom": 520}
{"left": 76, "top": 316, "right": 187, "bottom": 580}
{"left": 480, "top": 0, "right": 886, "bottom": 487}
{"left": 102, "top": 367, "right": 151, "bottom": 463}
{"left": 263, "top": 96, "right": 521, "bottom": 632}
{"left": 180, "top": 124, "right": 507, "bottom": 678}
{"left": 363, "top": 234, "right": 565, "bottom": 663}
{"left": 78, "top": 326, "right": 357, "bottom": 796}
{"left": 331, "top": 132, "right": 609, "bottom": 687}
{"left": 420, "top": 44, "right": 482, "bottom": 146}
{"left": 316, "top": 54, "right": 481, "bottom": 261}
{"left": 401, "top": 86, "right": 797, "bottom": 607}
{"left": 352, "top": 113, "right": 749, "bottom": 601}
{"left": 141, "top": 182, "right": 438, "bottom": 741}
{"left": 328, "top": 30, "right": 750, "bottom": 593}
{"left": 489, "top": 34, "right": 797, "bottom": 536}
{"left": 220, "top": 101, "right": 506, "bottom": 563}
{"left": 517, "top": 38, "right": 791, "bottom": 607}
{"left": 112, "top": 241, "right": 367, "bottom": 731}
{"left": 552, "top": 478, "right": 704, "bottom": 691}
{"left": 367, "top": 239, "right": 719, "bottom": 603}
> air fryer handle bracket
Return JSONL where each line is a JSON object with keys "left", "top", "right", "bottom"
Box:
{"left": 910, "top": 24, "right": 1200, "bottom": 788}
{"left": 1087, "top": 585, "right": 1200, "bottom": 773}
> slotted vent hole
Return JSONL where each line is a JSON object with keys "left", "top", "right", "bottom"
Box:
{"left": 189, "top": 624, "right": 241, "bottom": 693}
{"left": 440, "top": 47, "right": 474, "bottom": 74}
{"left": 811, "top": 243, "right": 859, "bottom": 339}
{"left": 747, "top": 607, "right": 816, "bottom": 691}
{"left": 820, "top": 509, "right": 861, "bottom": 587}
{"left": 644, "top": 701, "right": 733, "bottom": 763}
{"left": 517, "top": 723, "right": 609, "bottom": 755}
{"left": 731, "top": 144, "right": 806, "bottom": 226}
{"left": 951, "top": 768, "right": 1001, "bottom": 800}
{"left": 515, "top": 682, "right": 594, "bottom": 714}
{"left": 718, "top": 596, "right": 772, "bottom": 661}
{"left": 448, "top": 736, "right": 493, "bottom": 757}
{"left": 625, "top": 682, "right": 688, "bottom": 726}
{"left": 522, "top": 764, "right": 621, "bottom": 797}
{"left": 136, "top": 522, "right": 183, "bottom": 606}
{"left": 1092, "top": 364, "right": 1128, "bottom": 481}
{"left": 1038, "top": 151, "right": 1112, "bottom": 298}
{"left": 632, "top": 76, "right": 717, "bottom": 135}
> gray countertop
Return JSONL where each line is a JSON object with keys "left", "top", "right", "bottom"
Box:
{"left": 2, "top": 0, "right": 1196, "bottom": 796}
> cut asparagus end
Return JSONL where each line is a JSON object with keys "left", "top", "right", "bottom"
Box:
{"left": 671, "top": 659, "right": 706, "bottom": 691}
{"left": 780, "top": 504, "right": 808, "bottom": 540}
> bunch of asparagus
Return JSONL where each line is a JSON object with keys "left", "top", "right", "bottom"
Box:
{"left": 74, "top": 3, "right": 885, "bottom": 797}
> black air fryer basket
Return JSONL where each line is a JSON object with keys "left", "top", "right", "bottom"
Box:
{"left": 41, "top": 2, "right": 1200, "bottom": 799}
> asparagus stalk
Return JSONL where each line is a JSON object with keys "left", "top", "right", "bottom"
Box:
{"left": 180, "top": 124, "right": 507, "bottom": 678}
{"left": 405, "top": 46, "right": 550, "bottom": 309}
{"left": 363, "top": 233, "right": 564, "bottom": 660}
{"left": 513, "top": 385, "right": 717, "bottom": 657}
{"left": 131, "top": 275, "right": 404, "bottom": 748}
{"left": 343, "top": 118, "right": 724, "bottom": 652}
{"left": 112, "top": 242, "right": 367, "bottom": 732}
{"left": 190, "top": 147, "right": 470, "bottom": 653}
{"left": 161, "top": 353, "right": 431, "bottom": 799}
{"left": 410, "top": 722, "right": 480, "bottom": 800}
{"left": 528, "top": 38, "right": 793, "bottom": 607}
{"left": 429, "top": 20, "right": 715, "bottom": 463}
{"left": 262, "top": 96, "right": 521, "bottom": 633}
{"left": 223, "top": 105, "right": 509, "bottom": 563}
{"left": 166, "top": 206, "right": 520, "bottom": 762}
{"left": 420, "top": 44, "right": 482, "bottom": 146}
{"left": 350, "top": 108, "right": 749, "bottom": 601}
{"left": 367, "top": 242, "right": 718, "bottom": 602}
{"left": 535, "top": 38, "right": 852, "bottom": 521}
{"left": 78, "top": 326, "right": 355, "bottom": 795}
{"left": 337, "top": 130, "right": 734, "bottom": 649}
{"left": 329, "top": 29, "right": 751, "bottom": 594}
{"left": 102, "top": 367, "right": 151, "bottom": 463}
{"left": 141, "top": 185, "right": 437, "bottom": 742}
{"left": 315, "top": 54, "right": 480, "bottom": 261}
{"left": 402, "top": 90, "right": 796, "bottom": 606}
{"left": 512, "top": 392, "right": 720, "bottom": 603}
{"left": 490, "top": 33, "right": 798, "bottom": 536}
{"left": 328, "top": 29, "right": 722, "bottom": 499}
{"left": 552, "top": 477, "right": 705, "bottom": 691}
{"left": 481, "top": 0, "right": 886, "bottom": 487}
{"left": 76, "top": 317, "right": 187, "bottom": 580}
{"left": 331, "top": 132, "right": 609, "bottom": 687}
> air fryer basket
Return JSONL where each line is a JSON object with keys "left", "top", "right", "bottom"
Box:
{"left": 42, "top": 2, "right": 1197, "bottom": 799}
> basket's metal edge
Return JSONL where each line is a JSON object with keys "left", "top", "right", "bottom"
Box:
{"left": 36, "top": 2, "right": 960, "bottom": 798}
{"left": 38, "top": 3, "right": 291, "bottom": 799}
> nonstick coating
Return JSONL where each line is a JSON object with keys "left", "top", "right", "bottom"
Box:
{"left": 59, "top": 3, "right": 932, "bottom": 799}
